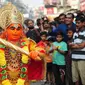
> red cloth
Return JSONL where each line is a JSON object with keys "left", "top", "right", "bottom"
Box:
{"left": 27, "top": 41, "right": 46, "bottom": 80}
{"left": 27, "top": 59, "right": 45, "bottom": 80}
{"left": 37, "top": 41, "right": 47, "bottom": 48}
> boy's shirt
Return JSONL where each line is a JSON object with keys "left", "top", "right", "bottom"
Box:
{"left": 72, "top": 29, "right": 85, "bottom": 59}
{"left": 37, "top": 40, "right": 47, "bottom": 48}
{"left": 52, "top": 41, "right": 67, "bottom": 65}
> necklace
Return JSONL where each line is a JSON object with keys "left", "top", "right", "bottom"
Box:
{"left": 1, "top": 38, "right": 28, "bottom": 81}
{"left": 5, "top": 47, "right": 21, "bottom": 71}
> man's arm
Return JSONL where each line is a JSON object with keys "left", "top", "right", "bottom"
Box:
{"left": 70, "top": 42, "right": 85, "bottom": 49}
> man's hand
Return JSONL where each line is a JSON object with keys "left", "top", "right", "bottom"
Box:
{"left": 71, "top": 44, "right": 78, "bottom": 48}
{"left": 30, "top": 51, "right": 41, "bottom": 61}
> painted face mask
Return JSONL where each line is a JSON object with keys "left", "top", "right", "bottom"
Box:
{"left": 6, "top": 23, "right": 23, "bottom": 41}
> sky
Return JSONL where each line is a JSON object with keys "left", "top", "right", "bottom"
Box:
{"left": 21, "top": 0, "right": 43, "bottom": 7}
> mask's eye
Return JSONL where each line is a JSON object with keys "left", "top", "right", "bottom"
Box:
{"left": 16, "top": 27, "right": 21, "bottom": 30}
{"left": 10, "top": 26, "right": 15, "bottom": 30}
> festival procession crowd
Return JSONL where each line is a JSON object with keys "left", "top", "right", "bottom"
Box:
{"left": 0, "top": 2, "right": 85, "bottom": 85}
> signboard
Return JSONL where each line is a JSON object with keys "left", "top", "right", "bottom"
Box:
{"left": 44, "top": 0, "right": 57, "bottom": 8}
{"left": 67, "top": 0, "right": 79, "bottom": 9}
{"left": 80, "top": 0, "right": 85, "bottom": 11}
{"left": 47, "top": 8, "right": 54, "bottom": 14}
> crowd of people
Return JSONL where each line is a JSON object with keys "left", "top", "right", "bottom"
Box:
{"left": 0, "top": 3, "right": 85, "bottom": 85}
{"left": 22, "top": 12, "right": 85, "bottom": 85}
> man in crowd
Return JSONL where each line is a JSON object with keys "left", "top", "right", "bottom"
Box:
{"left": 26, "top": 19, "right": 41, "bottom": 43}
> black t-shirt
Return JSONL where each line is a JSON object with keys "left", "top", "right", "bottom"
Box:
{"left": 26, "top": 29, "right": 41, "bottom": 43}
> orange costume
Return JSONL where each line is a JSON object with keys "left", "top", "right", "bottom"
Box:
{"left": 0, "top": 3, "right": 46, "bottom": 85}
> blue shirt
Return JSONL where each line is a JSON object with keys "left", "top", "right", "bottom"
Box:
{"left": 57, "top": 23, "right": 76, "bottom": 42}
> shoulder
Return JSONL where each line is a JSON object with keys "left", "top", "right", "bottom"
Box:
{"left": 58, "top": 24, "right": 66, "bottom": 28}
{"left": 28, "top": 38, "right": 36, "bottom": 44}
{"left": 72, "top": 22, "right": 76, "bottom": 27}
{"left": 61, "top": 41, "right": 67, "bottom": 45}
{"left": 53, "top": 41, "right": 57, "bottom": 44}
{"left": 58, "top": 24, "right": 67, "bottom": 30}
{"left": 21, "top": 37, "right": 36, "bottom": 46}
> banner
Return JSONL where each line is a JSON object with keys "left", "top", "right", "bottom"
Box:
{"left": 44, "top": 0, "right": 57, "bottom": 8}
{"left": 47, "top": 8, "right": 54, "bottom": 14}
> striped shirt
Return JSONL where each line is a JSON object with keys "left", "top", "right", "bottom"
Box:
{"left": 72, "top": 29, "right": 85, "bottom": 59}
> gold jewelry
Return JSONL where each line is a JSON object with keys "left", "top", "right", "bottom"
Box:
{"left": 0, "top": 2, "right": 24, "bottom": 29}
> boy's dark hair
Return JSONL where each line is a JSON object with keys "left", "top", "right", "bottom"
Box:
{"left": 56, "top": 31, "right": 64, "bottom": 37}
{"left": 24, "top": 19, "right": 34, "bottom": 27}
{"left": 59, "top": 13, "right": 66, "bottom": 18}
{"left": 66, "top": 13, "right": 74, "bottom": 19}
{"left": 76, "top": 16, "right": 85, "bottom": 22}
{"left": 47, "top": 36, "right": 55, "bottom": 42}
{"left": 24, "top": 19, "right": 29, "bottom": 26}
{"left": 36, "top": 18, "right": 42, "bottom": 26}
{"left": 66, "top": 28, "right": 74, "bottom": 33}
{"left": 40, "top": 31, "right": 48, "bottom": 36}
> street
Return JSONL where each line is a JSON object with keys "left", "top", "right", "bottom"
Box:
{"left": 30, "top": 81, "right": 44, "bottom": 85}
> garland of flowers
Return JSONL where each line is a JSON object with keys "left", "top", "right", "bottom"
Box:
{"left": 0, "top": 40, "right": 29, "bottom": 85}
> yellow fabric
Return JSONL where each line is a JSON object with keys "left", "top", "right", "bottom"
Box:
{"left": 22, "top": 54, "right": 29, "bottom": 64}
{"left": 22, "top": 46, "right": 29, "bottom": 64}
{"left": 22, "top": 46, "right": 29, "bottom": 52}
{"left": 28, "top": 38, "right": 36, "bottom": 51}
{"left": 35, "top": 47, "right": 44, "bottom": 51}
{"left": 0, "top": 50, "right": 6, "bottom": 66}
{"left": 6, "top": 71, "right": 29, "bottom": 85}
{"left": 2, "top": 80, "right": 12, "bottom": 85}
{"left": 8, "top": 70, "right": 20, "bottom": 79}
{"left": 16, "top": 78, "right": 25, "bottom": 85}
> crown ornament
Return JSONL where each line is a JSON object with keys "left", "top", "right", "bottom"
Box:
{"left": 0, "top": 2, "right": 24, "bottom": 29}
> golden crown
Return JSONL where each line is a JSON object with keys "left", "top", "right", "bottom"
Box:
{"left": 0, "top": 3, "right": 24, "bottom": 29}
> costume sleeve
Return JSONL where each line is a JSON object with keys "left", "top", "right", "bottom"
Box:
{"left": 29, "top": 39, "right": 46, "bottom": 53}
{"left": 28, "top": 39, "right": 36, "bottom": 51}
{"left": 28, "top": 39, "right": 46, "bottom": 60}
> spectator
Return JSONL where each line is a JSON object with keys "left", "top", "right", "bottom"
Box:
{"left": 49, "top": 31, "right": 68, "bottom": 85}
{"left": 58, "top": 13, "right": 66, "bottom": 24}
{"left": 57, "top": 13, "right": 76, "bottom": 42}
{"left": 44, "top": 36, "right": 54, "bottom": 85}
{"left": 66, "top": 29, "right": 74, "bottom": 85}
{"left": 65, "top": 13, "right": 76, "bottom": 32}
{"left": 42, "top": 21, "right": 50, "bottom": 33}
{"left": 24, "top": 19, "right": 30, "bottom": 34}
{"left": 36, "top": 18, "right": 44, "bottom": 32}
{"left": 26, "top": 19, "right": 41, "bottom": 43}
{"left": 69, "top": 16, "right": 85, "bottom": 85}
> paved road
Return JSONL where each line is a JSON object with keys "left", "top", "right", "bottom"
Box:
{"left": 30, "top": 81, "right": 53, "bottom": 85}
{"left": 30, "top": 81, "right": 54, "bottom": 85}
{"left": 30, "top": 81, "right": 44, "bottom": 85}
